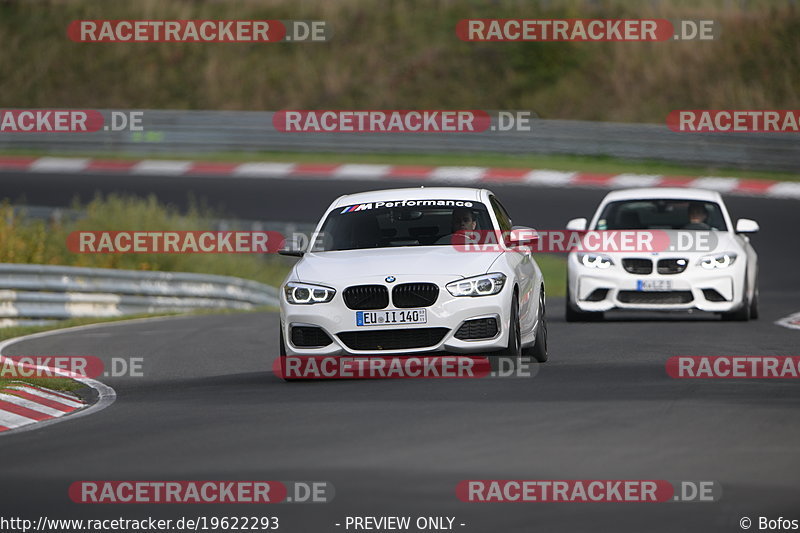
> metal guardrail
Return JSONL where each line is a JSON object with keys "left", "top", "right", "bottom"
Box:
{"left": 0, "top": 110, "right": 798, "bottom": 172}
{"left": 0, "top": 263, "right": 280, "bottom": 326}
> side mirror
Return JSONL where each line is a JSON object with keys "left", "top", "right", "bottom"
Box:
{"left": 735, "top": 219, "right": 759, "bottom": 234}
{"left": 278, "top": 248, "right": 305, "bottom": 257}
{"left": 566, "top": 218, "right": 587, "bottom": 231}
{"left": 508, "top": 226, "right": 539, "bottom": 247}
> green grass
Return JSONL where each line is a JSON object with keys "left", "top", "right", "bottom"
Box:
{"left": 1, "top": 194, "right": 295, "bottom": 287}
{"left": 3, "top": 149, "right": 797, "bottom": 182}
{"left": 536, "top": 254, "right": 567, "bottom": 299}
{"left": 0, "top": 377, "right": 84, "bottom": 393}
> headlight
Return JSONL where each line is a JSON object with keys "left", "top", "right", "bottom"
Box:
{"left": 698, "top": 252, "right": 737, "bottom": 269}
{"left": 577, "top": 253, "right": 614, "bottom": 269}
{"left": 446, "top": 273, "right": 506, "bottom": 297}
{"left": 284, "top": 282, "right": 336, "bottom": 304}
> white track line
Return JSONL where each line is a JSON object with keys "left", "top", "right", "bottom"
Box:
{"left": 429, "top": 166, "right": 487, "bottom": 182}
{"left": 775, "top": 311, "right": 800, "bottom": 331}
{"left": 131, "top": 160, "right": 192, "bottom": 175}
{"left": 233, "top": 162, "right": 296, "bottom": 177}
{"left": 523, "top": 170, "right": 577, "bottom": 186}
{"left": 689, "top": 177, "right": 740, "bottom": 192}
{"left": 610, "top": 174, "right": 663, "bottom": 188}
{"left": 29, "top": 157, "right": 90, "bottom": 173}
{"left": 332, "top": 164, "right": 391, "bottom": 180}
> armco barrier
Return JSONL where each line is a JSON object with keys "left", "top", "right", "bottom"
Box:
{"left": 0, "top": 263, "right": 279, "bottom": 324}
{"left": 0, "top": 110, "right": 798, "bottom": 172}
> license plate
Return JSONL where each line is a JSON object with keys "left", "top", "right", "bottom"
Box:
{"left": 356, "top": 309, "right": 427, "bottom": 326}
{"left": 637, "top": 280, "right": 672, "bottom": 291}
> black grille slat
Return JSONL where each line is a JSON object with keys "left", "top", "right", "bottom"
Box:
{"left": 343, "top": 285, "right": 389, "bottom": 310}
{"left": 657, "top": 258, "right": 688, "bottom": 275}
{"left": 392, "top": 283, "right": 439, "bottom": 308}
{"left": 617, "top": 291, "right": 694, "bottom": 304}
{"left": 338, "top": 328, "right": 448, "bottom": 351}
{"left": 291, "top": 326, "right": 333, "bottom": 347}
{"left": 622, "top": 258, "right": 652, "bottom": 274}
{"left": 454, "top": 318, "right": 498, "bottom": 340}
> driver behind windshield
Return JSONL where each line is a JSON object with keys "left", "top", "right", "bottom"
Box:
{"left": 683, "top": 202, "right": 711, "bottom": 230}
{"left": 435, "top": 207, "right": 478, "bottom": 245}
{"left": 451, "top": 207, "right": 477, "bottom": 232}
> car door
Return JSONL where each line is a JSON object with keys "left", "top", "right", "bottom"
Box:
{"left": 489, "top": 195, "right": 539, "bottom": 338}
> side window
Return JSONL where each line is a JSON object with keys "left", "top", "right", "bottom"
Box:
{"left": 489, "top": 196, "right": 512, "bottom": 233}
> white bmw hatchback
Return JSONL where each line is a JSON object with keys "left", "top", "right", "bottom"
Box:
{"left": 278, "top": 187, "right": 548, "bottom": 372}
{"left": 566, "top": 188, "right": 759, "bottom": 321}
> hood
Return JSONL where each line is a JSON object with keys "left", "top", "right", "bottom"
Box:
{"left": 294, "top": 246, "right": 503, "bottom": 284}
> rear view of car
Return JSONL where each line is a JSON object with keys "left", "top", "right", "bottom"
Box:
{"left": 566, "top": 188, "right": 759, "bottom": 321}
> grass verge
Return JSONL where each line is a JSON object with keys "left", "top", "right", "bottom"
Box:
{"left": 1, "top": 194, "right": 294, "bottom": 287}
{"left": 536, "top": 254, "right": 567, "bottom": 299}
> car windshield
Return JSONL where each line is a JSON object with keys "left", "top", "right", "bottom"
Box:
{"left": 594, "top": 199, "right": 728, "bottom": 231}
{"left": 314, "top": 199, "right": 493, "bottom": 251}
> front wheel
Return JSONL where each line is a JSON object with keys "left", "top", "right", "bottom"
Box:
{"left": 524, "top": 289, "right": 548, "bottom": 363}
{"left": 749, "top": 283, "right": 759, "bottom": 320}
{"left": 490, "top": 295, "right": 521, "bottom": 372}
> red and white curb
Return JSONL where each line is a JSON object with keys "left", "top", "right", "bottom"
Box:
{"left": 0, "top": 382, "right": 86, "bottom": 432}
{"left": 1, "top": 156, "right": 799, "bottom": 200}
{"left": 0, "top": 325, "right": 117, "bottom": 436}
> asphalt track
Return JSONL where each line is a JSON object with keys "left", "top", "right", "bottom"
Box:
{"left": 1, "top": 170, "right": 799, "bottom": 532}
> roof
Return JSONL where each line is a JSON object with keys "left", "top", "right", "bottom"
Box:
{"left": 332, "top": 187, "right": 487, "bottom": 208}
{"left": 600, "top": 187, "right": 724, "bottom": 203}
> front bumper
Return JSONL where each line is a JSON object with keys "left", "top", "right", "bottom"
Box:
{"left": 567, "top": 254, "right": 746, "bottom": 313}
{"left": 280, "top": 276, "right": 513, "bottom": 356}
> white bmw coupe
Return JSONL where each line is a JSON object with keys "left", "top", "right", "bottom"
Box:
{"left": 566, "top": 188, "right": 759, "bottom": 321}
{"left": 278, "top": 187, "right": 548, "bottom": 373}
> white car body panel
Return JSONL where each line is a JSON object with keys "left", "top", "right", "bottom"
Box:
{"left": 567, "top": 188, "right": 758, "bottom": 314}
{"left": 279, "top": 187, "right": 545, "bottom": 356}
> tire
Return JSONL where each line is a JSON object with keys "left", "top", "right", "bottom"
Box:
{"left": 491, "top": 294, "right": 521, "bottom": 373}
{"left": 565, "top": 286, "right": 604, "bottom": 322}
{"left": 749, "top": 283, "right": 759, "bottom": 320}
{"left": 524, "top": 288, "right": 548, "bottom": 363}
{"left": 721, "top": 276, "right": 750, "bottom": 322}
